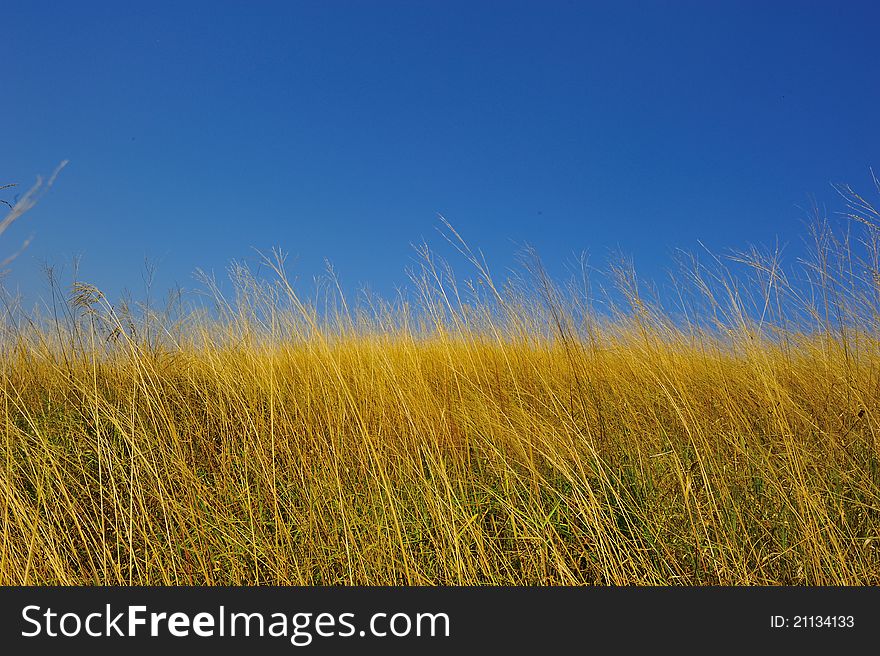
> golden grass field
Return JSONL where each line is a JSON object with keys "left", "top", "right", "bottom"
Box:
{"left": 2, "top": 191, "right": 880, "bottom": 585}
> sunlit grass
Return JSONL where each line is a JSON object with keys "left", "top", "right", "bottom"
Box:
{"left": 2, "top": 187, "right": 880, "bottom": 585}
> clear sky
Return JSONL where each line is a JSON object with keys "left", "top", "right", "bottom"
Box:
{"left": 4, "top": 1, "right": 879, "bottom": 308}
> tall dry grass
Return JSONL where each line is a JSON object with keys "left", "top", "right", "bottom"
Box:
{"left": 2, "top": 182, "right": 880, "bottom": 585}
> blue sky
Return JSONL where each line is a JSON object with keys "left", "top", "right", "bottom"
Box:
{"left": 3, "top": 1, "right": 879, "bottom": 308}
